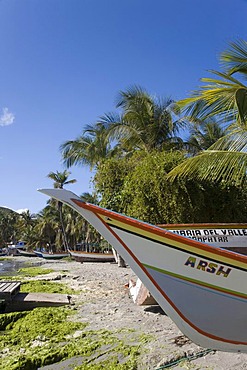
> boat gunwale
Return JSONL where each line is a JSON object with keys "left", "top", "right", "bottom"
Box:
{"left": 109, "top": 223, "right": 247, "bottom": 272}
{"left": 68, "top": 249, "right": 114, "bottom": 257}
{"left": 72, "top": 198, "right": 247, "bottom": 266}
{"left": 40, "top": 252, "right": 69, "bottom": 257}
{"left": 158, "top": 223, "right": 247, "bottom": 229}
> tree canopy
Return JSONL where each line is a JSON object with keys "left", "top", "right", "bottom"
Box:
{"left": 94, "top": 150, "right": 247, "bottom": 224}
{"left": 169, "top": 40, "right": 247, "bottom": 186}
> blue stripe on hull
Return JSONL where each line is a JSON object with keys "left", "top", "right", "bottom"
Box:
{"left": 146, "top": 266, "right": 247, "bottom": 342}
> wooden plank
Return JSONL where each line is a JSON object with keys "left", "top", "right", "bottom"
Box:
{"left": 4, "top": 292, "right": 71, "bottom": 312}
{"left": 0, "top": 282, "right": 19, "bottom": 292}
{"left": 0, "top": 281, "right": 21, "bottom": 301}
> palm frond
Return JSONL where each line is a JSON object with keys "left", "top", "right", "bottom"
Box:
{"left": 220, "top": 39, "right": 247, "bottom": 77}
{"left": 178, "top": 72, "right": 247, "bottom": 123}
{"left": 209, "top": 129, "right": 247, "bottom": 152}
{"left": 202, "top": 70, "right": 247, "bottom": 86}
{"left": 115, "top": 85, "right": 150, "bottom": 109}
{"left": 186, "top": 119, "right": 226, "bottom": 154}
{"left": 60, "top": 137, "right": 94, "bottom": 168}
{"left": 235, "top": 88, "right": 247, "bottom": 127}
{"left": 168, "top": 150, "right": 247, "bottom": 186}
{"left": 98, "top": 112, "right": 122, "bottom": 126}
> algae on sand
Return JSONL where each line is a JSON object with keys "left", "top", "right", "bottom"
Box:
{"left": 18, "top": 267, "right": 54, "bottom": 277}
{"left": 0, "top": 306, "right": 151, "bottom": 370}
{"left": 0, "top": 266, "right": 54, "bottom": 281}
{"left": 20, "top": 280, "right": 79, "bottom": 295}
{"left": 1, "top": 265, "right": 79, "bottom": 294}
{"left": 0, "top": 307, "right": 87, "bottom": 370}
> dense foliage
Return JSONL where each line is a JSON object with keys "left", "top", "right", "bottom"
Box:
{"left": 94, "top": 150, "right": 247, "bottom": 224}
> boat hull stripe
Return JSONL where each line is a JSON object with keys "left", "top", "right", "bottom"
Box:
{"left": 109, "top": 224, "right": 247, "bottom": 272}
{"left": 72, "top": 198, "right": 247, "bottom": 345}
{"left": 143, "top": 263, "right": 247, "bottom": 300}
{"left": 72, "top": 199, "right": 247, "bottom": 267}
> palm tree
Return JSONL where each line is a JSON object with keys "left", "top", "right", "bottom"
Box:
{"left": 60, "top": 122, "right": 118, "bottom": 170}
{"left": 15, "top": 210, "right": 37, "bottom": 249}
{"left": 0, "top": 211, "right": 18, "bottom": 247}
{"left": 107, "top": 85, "right": 185, "bottom": 153}
{"left": 60, "top": 86, "right": 186, "bottom": 171}
{"left": 35, "top": 206, "right": 58, "bottom": 250}
{"left": 47, "top": 170, "right": 77, "bottom": 189}
{"left": 47, "top": 170, "right": 77, "bottom": 250}
{"left": 63, "top": 192, "right": 100, "bottom": 250}
{"left": 187, "top": 119, "right": 226, "bottom": 155}
{"left": 169, "top": 40, "right": 247, "bottom": 186}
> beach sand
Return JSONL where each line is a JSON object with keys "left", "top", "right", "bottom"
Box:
{"left": 6, "top": 256, "right": 247, "bottom": 369}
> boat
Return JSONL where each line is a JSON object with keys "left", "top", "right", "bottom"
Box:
{"left": 7, "top": 241, "right": 26, "bottom": 256}
{"left": 68, "top": 249, "right": 115, "bottom": 263}
{"left": 33, "top": 250, "right": 43, "bottom": 257}
{"left": 0, "top": 248, "right": 7, "bottom": 257}
{"left": 38, "top": 188, "right": 247, "bottom": 353}
{"left": 38, "top": 251, "right": 69, "bottom": 260}
{"left": 16, "top": 249, "right": 37, "bottom": 257}
{"left": 129, "top": 223, "right": 247, "bottom": 306}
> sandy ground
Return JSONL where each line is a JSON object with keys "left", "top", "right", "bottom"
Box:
{"left": 7, "top": 257, "right": 247, "bottom": 369}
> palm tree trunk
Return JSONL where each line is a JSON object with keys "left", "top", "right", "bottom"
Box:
{"left": 58, "top": 201, "right": 68, "bottom": 251}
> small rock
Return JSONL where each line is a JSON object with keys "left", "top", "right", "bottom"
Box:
{"left": 53, "top": 275, "right": 62, "bottom": 280}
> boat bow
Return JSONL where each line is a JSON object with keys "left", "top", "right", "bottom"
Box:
{"left": 38, "top": 188, "right": 247, "bottom": 353}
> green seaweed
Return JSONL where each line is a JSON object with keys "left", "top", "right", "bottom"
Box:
{"left": 0, "top": 261, "right": 151, "bottom": 369}
{"left": 0, "top": 307, "right": 87, "bottom": 369}
{"left": 18, "top": 267, "right": 54, "bottom": 276}
{"left": 0, "top": 311, "right": 27, "bottom": 330}
{"left": 0, "top": 266, "right": 54, "bottom": 281}
{"left": 5, "top": 307, "right": 82, "bottom": 344}
{"left": 20, "top": 280, "right": 79, "bottom": 295}
{"left": 0, "top": 306, "right": 151, "bottom": 370}
{"left": 0, "top": 275, "right": 18, "bottom": 280}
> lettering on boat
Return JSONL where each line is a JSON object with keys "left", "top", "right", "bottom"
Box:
{"left": 190, "top": 236, "right": 228, "bottom": 243}
{"left": 184, "top": 256, "right": 232, "bottom": 278}
{"left": 172, "top": 228, "right": 247, "bottom": 243}
{"left": 221, "top": 229, "right": 247, "bottom": 236}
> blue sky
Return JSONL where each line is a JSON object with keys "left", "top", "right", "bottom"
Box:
{"left": 0, "top": 0, "right": 247, "bottom": 214}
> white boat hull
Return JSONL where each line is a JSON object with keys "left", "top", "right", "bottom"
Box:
{"left": 39, "top": 252, "right": 69, "bottom": 259}
{"left": 68, "top": 249, "right": 115, "bottom": 263}
{"left": 38, "top": 188, "right": 247, "bottom": 353}
{"left": 16, "top": 249, "right": 37, "bottom": 257}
